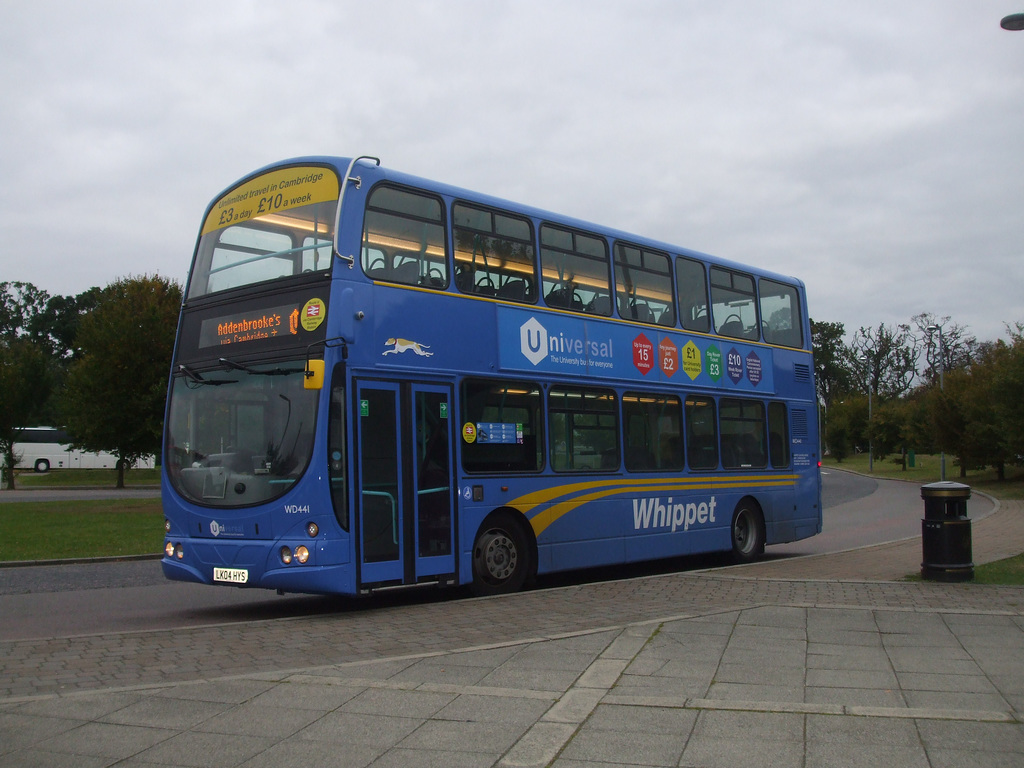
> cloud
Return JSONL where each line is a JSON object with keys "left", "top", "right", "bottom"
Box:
{"left": 1, "top": 0, "right": 1022, "bottom": 342}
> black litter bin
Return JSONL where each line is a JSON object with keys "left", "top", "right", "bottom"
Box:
{"left": 920, "top": 481, "right": 973, "bottom": 582}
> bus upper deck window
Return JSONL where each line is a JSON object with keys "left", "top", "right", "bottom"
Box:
{"left": 189, "top": 165, "right": 339, "bottom": 299}
{"left": 759, "top": 278, "right": 804, "bottom": 348}
{"left": 676, "top": 256, "right": 710, "bottom": 333}
{"left": 453, "top": 202, "right": 537, "bottom": 302}
{"left": 614, "top": 243, "right": 675, "bottom": 327}
{"left": 540, "top": 224, "right": 611, "bottom": 316}
{"left": 362, "top": 185, "right": 448, "bottom": 289}
{"left": 710, "top": 267, "right": 759, "bottom": 341}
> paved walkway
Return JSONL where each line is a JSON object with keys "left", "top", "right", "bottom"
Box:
{"left": 1, "top": 501, "right": 1023, "bottom": 766}
{"left": 734, "top": 497, "right": 1024, "bottom": 582}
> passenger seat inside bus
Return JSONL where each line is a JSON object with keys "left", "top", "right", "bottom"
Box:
{"left": 496, "top": 279, "right": 527, "bottom": 302}
{"left": 546, "top": 286, "right": 583, "bottom": 311}
{"left": 391, "top": 260, "right": 420, "bottom": 285}
{"left": 586, "top": 294, "right": 611, "bottom": 315}
{"left": 617, "top": 297, "right": 655, "bottom": 323}
{"left": 631, "top": 302, "right": 655, "bottom": 323}
{"left": 718, "top": 319, "right": 746, "bottom": 338}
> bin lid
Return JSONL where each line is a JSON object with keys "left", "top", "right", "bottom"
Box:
{"left": 921, "top": 481, "right": 971, "bottom": 499}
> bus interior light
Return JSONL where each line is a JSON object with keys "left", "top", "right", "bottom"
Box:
{"left": 364, "top": 233, "right": 445, "bottom": 258}
{"left": 254, "top": 212, "right": 332, "bottom": 234}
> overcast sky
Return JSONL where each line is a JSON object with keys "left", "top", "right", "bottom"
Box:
{"left": 2, "top": 1, "right": 1022, "bottom": 343}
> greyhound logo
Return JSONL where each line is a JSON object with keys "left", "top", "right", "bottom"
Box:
{"left": 383, "top": 338, "right": 433, "bottom": 357}
{"left": 520, "top": 317, "right": 548, "bottom": 366}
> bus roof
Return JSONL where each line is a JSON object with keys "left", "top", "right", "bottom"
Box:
{"left": 226, "top": 155, "right": 806, "bottom": 290}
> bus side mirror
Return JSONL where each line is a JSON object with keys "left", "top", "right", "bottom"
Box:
{"left": 304, "top": 359, "right": 325, "bottom": 390}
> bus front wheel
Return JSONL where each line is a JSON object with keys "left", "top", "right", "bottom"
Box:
{"left": 731, "top": 501, "right": 765, "bottom": 563}
{"left": 472, "top": 513, "right": 531, "bottom": 596}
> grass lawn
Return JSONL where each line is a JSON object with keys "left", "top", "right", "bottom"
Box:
{"left": 973, "top": 553, "right": 1024, "bottom": 585}
{"left": 3, "top": 455, "right": 1023, "bottom": 582}
{"left": 824, "top": 453, "right": 1024, "bottom": 585}
{"left": 10, "top": 468, "right": 161, "bottom": 488}
{"left": 0, "top": 498, "right": 164, "bottom": 561}
{"left": 822, "top": 452, "right": 1024, "bottom": 499}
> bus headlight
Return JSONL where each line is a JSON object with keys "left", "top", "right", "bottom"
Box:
{"left": 295, "top": 546, "right": 310, "bottom": 564}
{"left": 165, "top": 542, "right": 175, "bottom": 558}
{"left": 164, "top": 519, "right": 171, "bottom": 533}
{"left": 280, "top": 546, "right": 293, "bottom": 565}
{"left": 306, "top": 522, "right": 319, "bottom": 538}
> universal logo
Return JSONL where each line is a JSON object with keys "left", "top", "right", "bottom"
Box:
{"left": 209, "top": 520, "right": 243, "bottom": 537}
{"left": 520, "top": 317, "right": 548, "bottom": 365}
{"left": 519, "top": 317, "right": 614, "bottom": 367}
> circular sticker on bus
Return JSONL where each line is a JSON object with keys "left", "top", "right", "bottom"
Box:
{"left": 300, "top": 298, "right": 326, "bottom": 332}
{"left": 462, "top": 422, "right": 477, "bottom": 443}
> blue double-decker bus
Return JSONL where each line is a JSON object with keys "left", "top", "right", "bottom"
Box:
{"left": 161, "top": 156, "right": 821, "bottom": 596}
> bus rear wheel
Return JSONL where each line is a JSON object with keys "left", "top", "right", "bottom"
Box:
{"left": 472, "top": 513, "right": 531, "bottom": 596}
{"left": 34, "top": 459, "right": 50, "bottom": 473}
{"left": 731, "top": 501, "right": 765, "bottom": 563}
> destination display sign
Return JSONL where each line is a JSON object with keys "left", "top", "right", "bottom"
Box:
{"left": 198, "top": 297, "right": 326, "bottom": 349}
{"left": 175, "top": 286, "right": 329, "bottom": 367}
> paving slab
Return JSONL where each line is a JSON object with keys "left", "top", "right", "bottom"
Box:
{"left": 2, "top": 499, "right": 1024, "bottom": 767}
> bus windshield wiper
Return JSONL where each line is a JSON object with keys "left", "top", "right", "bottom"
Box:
{"left": 218, "top": 357, "right": 304, "bottom": 376}
{"left": 178, "top": 364, "right": 236, "bottom": 386}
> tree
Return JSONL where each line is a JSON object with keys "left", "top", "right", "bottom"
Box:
{"left": 989, "top": 323, "right": 1024, "bottom": 467}
{"left": 0, "top": 339, "right": 53, "bottom": 489}
{"left": 959, "top": 360, "right": 1010, "bottom": 479}
{"left": 824, "top": 395, "right": 867, "bottom": 462}
{"left": 0, "top": 281, "right": 50, "bottom": 341}
{"left": 919, "top": 323, "right": 1022, "bottom": 481}
{"left": 913, "top": 312, "right": 977, "bottom": 385}
{"left": 61, "top": 275, "right": 182, "bottom": 487}
{"left": 929, "top": 360, "right": 1011, "bottom": 479}
{"left": 2, "top": 282, "right": 104, "bottom": 359}
{"left": 29, "top": 287, "right": 103, "bottom": 361}
{"left": 811, "top": 319, "right": 853, "bottom": 410}
{"left": 2, "top": 282, "right": 103, "bottom": 426}
{"left": 851, "top": 322, "right": 921, "bottom": 400}
{"left": 868, "top": 398, "right": 913, "bottom": 463}
{"left": 900, "top": 390, "right": 936, "bottom": 457}
{"left": 928, "top": 372, "right": 972, "bottom": 477}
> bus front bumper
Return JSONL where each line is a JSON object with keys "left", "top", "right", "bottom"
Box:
{"left": 160, "top": 537, "right": 352, "bottom": 595}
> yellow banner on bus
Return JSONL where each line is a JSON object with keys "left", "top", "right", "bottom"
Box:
{"left": 202, "top": 165, "right": 340, "bottom": 235}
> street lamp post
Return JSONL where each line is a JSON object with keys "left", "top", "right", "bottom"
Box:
{"left": 927, "top": 324, "right": 946, "bottom": 481}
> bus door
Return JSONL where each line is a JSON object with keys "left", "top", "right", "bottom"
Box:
{"left": 355, "top": 381, "right": 455, "bottom": 588}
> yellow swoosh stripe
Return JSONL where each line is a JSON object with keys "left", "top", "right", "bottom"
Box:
{"left": 505, "top": 475, "right": 799, "bottom": 537}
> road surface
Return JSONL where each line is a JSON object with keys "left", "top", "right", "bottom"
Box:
{"left": 0, "top": 470, "right": 989, "bottom": 642}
